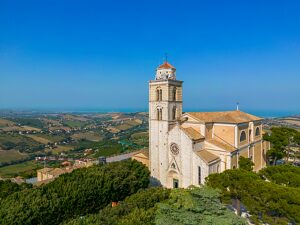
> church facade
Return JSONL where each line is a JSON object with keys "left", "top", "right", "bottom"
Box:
{"left": 149, "top": 61, "right": 270, "bottom": 188}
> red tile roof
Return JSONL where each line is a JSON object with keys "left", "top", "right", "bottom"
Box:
{"left": 181, "top": 126, "right": 205, "bottom": 141}
{"left": 206, "top": 138, "right": 236, "bottom": 152}
{"left": 158, "top": 61, "right": 175, "bottom": 69}
{"left": 186, "top": 110, "right": 262, "bottom": 124}
{"left": 196, "top": 150, "right": 220, "bottom": 164}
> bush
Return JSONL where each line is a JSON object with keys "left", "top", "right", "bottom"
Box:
{"left": 155, "top": 186, "right": 246, "bottom": 225}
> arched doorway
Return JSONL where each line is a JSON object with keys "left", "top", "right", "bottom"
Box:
{"left": 167, "top": 171, "right": 180, "bottom": 188}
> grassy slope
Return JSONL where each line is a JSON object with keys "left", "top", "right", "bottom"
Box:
{"left": 0, "top": 160, "right": 41, "bottom": 178}
{"left": 0, "top": 150, "right": 28, "bottom": 163}
{"left": 71, "top": 132, "right": 103, "bottom": 142}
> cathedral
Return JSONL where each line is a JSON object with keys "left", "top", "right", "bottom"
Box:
{"left": 149, "top": 61, "right": 270, "bottom": 188}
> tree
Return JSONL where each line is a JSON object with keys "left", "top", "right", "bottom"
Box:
{"left": 259, "top": 164, "right": 300, "bottom": 188}
{"left": 155, "top": 187, "right": 246, "bottom": 225}
{"left": 266, "top": 148, "right": 284, "bottom": 165}
{"left": 64, "top": 187, "right": 170, "bottom": 225}
{"left": 263, "top": 127, "right": 300, "bottom": 165}
{"left": 0, "top": 160, "right": 150, "bottom": 225}
{"left": 238, "top": 156, "right": 254, "bottom": 171}
{"left": 206, "top": 168, "right": 300, "bottom": 224}
{"left": 0, "top": 180, "right": 32, "bottom": 200}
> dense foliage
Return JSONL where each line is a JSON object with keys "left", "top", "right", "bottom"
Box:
{"left": 263, "top": 127, "right": 300, "bottom": 164}
{"left": 64, "top": 187, "right": 170, "bottom": 225}
{"left": 0, "top": 160, "right": 150, "bottom": 225}
{"left": 259, "top": 164, "right": 300, "bottom": 187}
{"left": 155, "top": 186, "right": 246, "bottom": 225}
{"left": 206, "top": 168, "right": 300, "bottom": 224}
{"left": 238, "top": 156, "right": 254, "bottom": 171}
{"left": 65, "top": 186, "right": 245, "bottom": 225}
{"left": 0, "top": 180, "right": 32, "bottom": 200}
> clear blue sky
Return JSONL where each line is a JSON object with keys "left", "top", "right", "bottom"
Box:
{"left": 0, "top": 0, "right": 299, "bottom": 114}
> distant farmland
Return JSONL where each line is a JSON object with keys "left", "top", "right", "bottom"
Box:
{"left": 71, "top": 132, "right": 103, "bottom": 142}
{"left": 0, "top": 150, "right": 28, "bottom": 164}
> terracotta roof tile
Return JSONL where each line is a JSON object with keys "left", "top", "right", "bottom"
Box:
{"left": 158, "top": 61, "right": 175, "bottom": 69}
{"left": 181, "top": 127, "right": 205, "bottom": 141}
{"left": 196, "top": 150, "right": 220, "bottom": 164}
{"left": 206, "top": 138, "right": 236, "bottom": 152}
{"left": 186, "top": 110, "right": 262, "bottom": 124}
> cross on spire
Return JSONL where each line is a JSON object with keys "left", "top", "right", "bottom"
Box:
{"left": 164, "top": 53, "right": 168, "bottom": 62}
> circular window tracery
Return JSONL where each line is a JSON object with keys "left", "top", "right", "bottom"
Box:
{"left": 170, "top": 143, "right": 180, "bottom": 155}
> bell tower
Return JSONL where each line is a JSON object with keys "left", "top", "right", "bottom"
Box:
{"left": 149, "top": 61, "right": 183, "bottom": 186}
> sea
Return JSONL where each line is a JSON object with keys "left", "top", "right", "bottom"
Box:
{"left": 69, "top": 108, "right": 300, "bottom": 118}
{"left": 0, "top": 108, "right": 299, "bottom": 119}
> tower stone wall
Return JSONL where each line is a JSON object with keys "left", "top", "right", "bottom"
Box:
{"left": 149, "top": 62, "right": 183, "bottom": 186}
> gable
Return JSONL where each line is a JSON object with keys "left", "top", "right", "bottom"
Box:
{"left": 167, "top": 157, "right": 181, "bottom": 174}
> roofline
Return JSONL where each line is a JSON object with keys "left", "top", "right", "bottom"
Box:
{"left": 183, "top": 112, "right": 263, "bottom": 124}
{"left": 180, "top": 126, "right": 205, "bottom": 141}
{"left": 207, "top": 158, "right": 221, "bottom": 165}
{"left": 149, "top": 79, "right": 183, "bottom": 84}
{"left": 195, "top": 150, "right": 221, "bottom": 164}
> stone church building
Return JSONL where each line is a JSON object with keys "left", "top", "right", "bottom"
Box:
{"left": 149, "top": 61, "right": 270, "bottom": 188}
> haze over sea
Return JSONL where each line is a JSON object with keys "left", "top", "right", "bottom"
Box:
{"left": 1, "top": 107, "right": 298, "bottom": 119}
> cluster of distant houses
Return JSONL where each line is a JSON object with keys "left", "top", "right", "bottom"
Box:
{"left": 1, "top": 149, "right": 149, "bottom": 187}
{"left": 36, "top": 149, "right": 150, "bottom": 185}
{"left": 36, "top": 158, "right": 96, "bottom": 185}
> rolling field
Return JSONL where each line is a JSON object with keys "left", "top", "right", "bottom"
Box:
{"left": 0, "top": 118, "right": 15, "bottom": 127}
{"left": 107, "top": 126, "right": 120, "bottom": 133}
{"left": 130, "top": 131, "right": 149, "bottom": 147}
{"left": 283, "top": 119, "right": 300, "bottom": 126}
{"left": 41, "top": 118, "right": 62, "bottom": 126}
{"left": 0, "top": 125, "right": 41, "bottom": 132}
{"left": 21, "top": 126, "right": 41, "bottom": 131}
{"left": 50, "top": 145, "right": 73, "bottom": 154}
{"left": 0, "top": 160, "right": 41, "bottom": 178}
{"left": 115, "top": 119, "right": 142, "bottom": 131}
{"left": 27, "top": 135, "right": 52, "bottom": 144}
{"left": 62, "top": 114, "right": 90, "bottom": 122}
{"left": 63, "top": 120, "right": 88, "bottom": 128}
{"left": 71, "top": 132, "right": 103, "bottom": 142}
{"left": 0, "top": 133, "right": 42, "bottom": 150}
{"left": 0, "top": 150, "right": 28, "bottom": 164}
{"left": 131, "top": 131, "right": 148, "bottom": 139}
{"left": 34, "top": 133, "right": 66, "bottom": 142}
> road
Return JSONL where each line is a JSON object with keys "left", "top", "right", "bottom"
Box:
{"left": 106, "top": 150, "right": 141, "bottom": 163}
